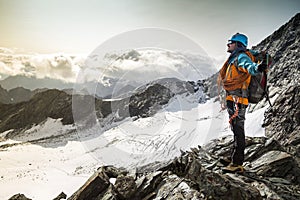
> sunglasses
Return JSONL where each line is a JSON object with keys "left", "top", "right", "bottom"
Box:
{"left": 227, "top": 40, "right": 236, "bottom": 46}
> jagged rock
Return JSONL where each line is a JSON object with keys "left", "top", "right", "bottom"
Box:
{"left": 128, "top": 83, "right": 174, "bottom": 118}
{"left": 68, "top": 167, "right": 110, "bottom": 200}
{"left": 8, "top": 194, "right": 32, "bottom": 200}
{"left": 0, "top": 89, "right": 74, "bottom": 133}
{"left": 202, "top": 72, "right": 219, "bottom": 98}
{"left": 106, "top": 78, "right": 196, "bottom": 121}
{"left": 251, "top": 150, "right": 299, "bottom": 181}
{"left": 0, "top": 89, "right": 112, "bottom": 135}
{"left": 135, "top": 171, "right": 163, "bottom": 199}
{"left": 53, "top": 192, "right": 67, "bottom": 200}
{"left": 263, "top": 85, "right": 300, "bottom": 176}
{"left": 154, "top": 174, "right": 202, "bottom": 199}
{"left": 253, "top": 13, "right": 300, "bottom": 88}
{"left": 98, "top": 185, "right": 118, "bottom": 200}
{"left": 114, "top": 175, "right": 137, "bottom": 199}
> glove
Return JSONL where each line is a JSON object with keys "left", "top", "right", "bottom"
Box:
{"left": 257, "top": 63, "right": 267, "bottom": 72}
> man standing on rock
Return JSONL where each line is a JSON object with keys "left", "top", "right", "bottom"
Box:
{"left": 218, "top": 33, "right": 267, "bottom": 172}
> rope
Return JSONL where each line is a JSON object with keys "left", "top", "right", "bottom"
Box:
{"left": 229, "top": 96, "right": 239, "bottom": 124}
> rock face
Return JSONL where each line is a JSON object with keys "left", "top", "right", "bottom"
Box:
{"left": 127, "top": 78, "right": 194, "bottom": 118}
{"left": 263, "top": 85, "right": 300, "bottom": 164}
{"left": 0, "top": 89, "right": 115, "bottom": 135}
{"left": 128, "top": 83, "right": 174, "bottom": 118}
{"left": 0, "top": 89, "right": 74, "bottom": 133}
{"left": 252, "top": 13, "right": 300, "bottom": 88}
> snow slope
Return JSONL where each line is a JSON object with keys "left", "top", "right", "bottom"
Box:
{"left": 0, "top": 93, "right": 266, "bottom": 199}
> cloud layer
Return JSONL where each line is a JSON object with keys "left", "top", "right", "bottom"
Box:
{"left": 0, "top": 48, "right": 85, "bottom": 82}
{"left": 83, "top": 49, "right": 217, "bottom": 85}
{"left": 0, "top": 48, "right": 217, "bottom": 87}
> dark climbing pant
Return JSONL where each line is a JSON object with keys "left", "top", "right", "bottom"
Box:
{"left": 227, "top": 100, "right": 246, "bottom": 166}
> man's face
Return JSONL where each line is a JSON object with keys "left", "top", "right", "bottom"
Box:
{"left": 227, "top": 41, "right": 236, "bottom": 53}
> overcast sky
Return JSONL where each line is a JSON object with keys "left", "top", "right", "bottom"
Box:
{"left": 0, "top": 0, "right": 299, "bottom": 58}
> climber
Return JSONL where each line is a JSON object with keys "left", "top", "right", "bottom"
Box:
{"left": 218, "top": 33, "right": 267, "bottom": 172}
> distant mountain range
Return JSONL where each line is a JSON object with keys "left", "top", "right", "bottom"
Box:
{"left": 0, "top": 75, "right": 74, "bottom": 91}
{"left": 0, "top": 84, "right": 49, "bottom": 104}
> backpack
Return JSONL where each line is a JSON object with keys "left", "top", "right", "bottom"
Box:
{"left": 245, "top": 50, "right": 273, "bottom": 104}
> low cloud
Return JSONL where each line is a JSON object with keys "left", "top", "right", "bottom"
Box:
{"left": 0, "top": 49, "right": 85, "bottom": 82}
{"left": 84, "top": 49, "right": 217, "bottom": 85}
{"left": 0, "top": 48, "right": 217, "bottom": 86}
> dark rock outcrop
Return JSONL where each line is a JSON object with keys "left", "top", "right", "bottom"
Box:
{"left": 53, "top": 192, "right": 67, "bottom": 200}
{"left": 263, "top": 85, "right": 300, "bottom": 164}
{"left": 128, "top": 83, "right": 174, "bottom": 118}
{"left": 252, "top": 13, "right": 300, "bottom": 88}
{"left": 103, "top": 78, "right": 195, "bottom": 121}
{"left": 0, "top": 89, "right": 73, "bottom": 134}
{"left": 8, "top": 193, "right": 32, "bottom": 200}
{"left": 0, "top": 89, "right": 110, "bottom": 135}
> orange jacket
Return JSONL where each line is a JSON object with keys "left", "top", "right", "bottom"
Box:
{"left": 219, "top": 51, "right": 258, "bottom": 105}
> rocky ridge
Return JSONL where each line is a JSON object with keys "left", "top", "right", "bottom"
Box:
{"left": 65, "top": 134, "right": 300, "bottom": 200}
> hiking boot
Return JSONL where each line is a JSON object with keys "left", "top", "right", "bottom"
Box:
{"left": 219, "top": 157, "right": 232, "bottom": 166}
{"left": 222, "top": 163, "right": 244, "bottom": 173}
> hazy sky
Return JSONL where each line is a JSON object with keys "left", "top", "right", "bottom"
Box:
{"left": 0, "top": 0, "right": 299, "bottom": 57}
